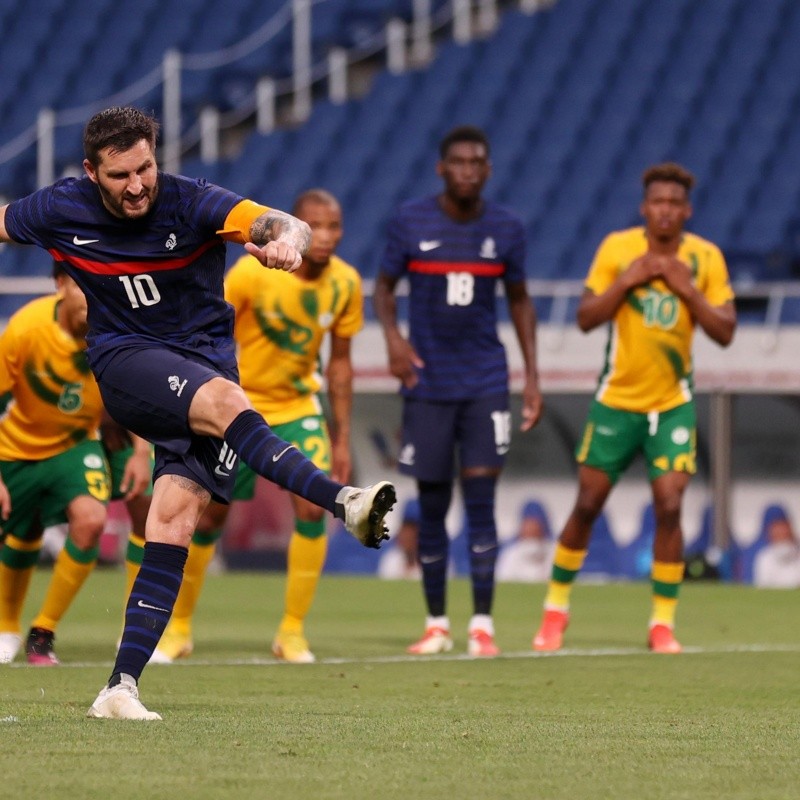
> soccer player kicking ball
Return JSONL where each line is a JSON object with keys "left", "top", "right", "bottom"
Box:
{"left": 0, "top": 106, "right": 395, "bottom": 719}
{"left": 532, "top": 163, "right": 736, "bottom": 654}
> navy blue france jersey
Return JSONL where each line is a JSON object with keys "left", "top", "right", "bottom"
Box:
{"left": 379, "top": 195, "right": 527, "bottom": 401}
{"left": 4, "top": 174, "right": 244, "bottom": 375}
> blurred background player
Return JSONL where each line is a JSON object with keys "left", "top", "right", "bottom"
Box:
{"left": 495, "top": 500, "right": 554, "bottom": 583}
{"left": 154, "top": 187, "right": 363, "bottom": 664}
{"left": 532, "top": 162, "right": 737, "bottom": 655}
{"left": 377, "top": 497, "right": 423, "bottom": 580}
{"left": 373, "top": 125, "right": 542, "bottom": 657}
{"left": 753, "top": 505, "right": 800, "bottom": 588}
{"left": 0, "top": 263, "right": 149, "bottom": 665}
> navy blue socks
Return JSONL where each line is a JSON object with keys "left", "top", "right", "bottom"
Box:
{"left": 225, "top": 409, "right": 341, "bottom": 514}
{"left": 417, "top": 481, "right": 453, "bottom": 617}
{"left": 110, "top": 542, "right": 187, "bottom": 685}
{"left": 462, "top": 475, "right": 498, "bottom": 616}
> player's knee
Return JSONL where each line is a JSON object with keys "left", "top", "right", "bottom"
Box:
{"left": 68, "top": 504, "right": 107, "bottom": 549}
{"left": 573, "top": 493, "right": 605, "bottom": 524}
{"left": 189, "top": 378, "right": 251, "bottom": 437}
{"left": 418, "top": 481, "right": 452, "bottom": 521}
{"left": 654, "top": 495, "right": 682, "bottom": 529}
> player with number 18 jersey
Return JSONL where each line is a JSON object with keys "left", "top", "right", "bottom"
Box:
{"left": 380, "top": 194, "right": 527, "bottom": 403}
{"left": 374, "top": 127, "right": 542, "bottom": 660}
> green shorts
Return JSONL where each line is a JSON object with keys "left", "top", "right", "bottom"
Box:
{"left": 232, "top": 415, "right": 332, "bottom": 502}
{"left": 106, "top": 445, "right": 154, "bottom": 500}
{"left": 576, "top": 400, "right": 696, "bottom": 484}
{"left": 0, "top": 440, "right": 111, "bottom": 540}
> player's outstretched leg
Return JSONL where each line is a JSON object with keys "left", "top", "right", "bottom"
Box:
{"left": 224, "top": 411, "right": 395, "bottom": 547}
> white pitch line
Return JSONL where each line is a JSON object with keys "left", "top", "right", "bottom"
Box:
{"left": 5, "top": 641, "right": 800, "bottom": 670}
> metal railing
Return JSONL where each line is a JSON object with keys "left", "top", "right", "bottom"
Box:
{"left": 3, "top": 274, "right": 800, "bottom": 327}
{"left": 0, "top": 0, "right": 549, "bottom": 190}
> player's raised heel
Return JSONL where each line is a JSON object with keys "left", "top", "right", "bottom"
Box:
{"left": 338, "top": 481, "right": 396, "bottom": 548}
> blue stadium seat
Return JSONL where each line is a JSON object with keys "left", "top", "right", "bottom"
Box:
{"left": 685, "top": 505, "right": 734, "bottom": 580}
{"left": 3, "top": 0, "right": 800, "bottom": 286}
{"left": 323, "top": 521, "right": 381, "bottom": 575}
{"left": 580, "top": 513, "right": 619, "bottom": 580}
{"left": 618, "top": 504, "right": 655, "bottom": 580}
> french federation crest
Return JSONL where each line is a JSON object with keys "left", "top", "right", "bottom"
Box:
{"left": 479, "top": 237, "right": 497, "bottom": 259}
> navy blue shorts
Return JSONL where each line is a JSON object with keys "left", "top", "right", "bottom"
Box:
{"left": 397, "top": 393, "right": 511, "bottom": 482}
{"left": 96, "top": 346, "right": 240, "bottom": 503}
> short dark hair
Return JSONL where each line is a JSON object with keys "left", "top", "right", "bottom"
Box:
{"left": 642, "top": 162, "right": 696, "bottom": 193}
{"left": 292, "top": 187, "right": 340, "bottom": 216}
{"left": 83, "top": 106, "right": 159, "bottom": 166}
{"left": 52, "top": 260, "right": 67, "bottom": 279}
{"left": 439, "top": 125, "right": 490, "bottom": 159}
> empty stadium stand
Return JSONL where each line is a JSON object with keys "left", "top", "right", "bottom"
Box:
{"left": 2, "top": 0, "right": 800, "bottom": 294}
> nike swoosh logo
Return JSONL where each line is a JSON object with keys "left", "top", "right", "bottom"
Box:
{"left": 272, "top": 446, "right": 293, "bottom": 462}
{"left": 214, "top": 465, "right": 230, "bottom": 477}
{"left": 472, "top": 543, "right": 497, "bottom": 554}
{"left": 419, "top": 554, "right": 444, "bottom": 564}
{"left": 419, "top": 240, "right": 442, "bottom": 252}
{"left": 73, "top": 236, "right": 100, "bottom": 245}
{"left": 137, "top": 599, "right": 169, "bottom": 613}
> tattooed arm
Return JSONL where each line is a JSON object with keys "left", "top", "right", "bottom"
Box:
{"left": 243, "top": 208, "right": 311, "bottom": 273}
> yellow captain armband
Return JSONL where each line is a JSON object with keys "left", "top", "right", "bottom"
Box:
{"left": 217, "top": 199, "right": 271, "bottom": 244}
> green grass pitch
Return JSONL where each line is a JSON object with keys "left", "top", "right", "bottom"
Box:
{"left": 2, "top": 570, "right": 799, "bottom": 799}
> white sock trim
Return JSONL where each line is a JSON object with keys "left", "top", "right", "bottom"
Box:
{"left": 468, "top": 614, "right": 494, "bottom": 635}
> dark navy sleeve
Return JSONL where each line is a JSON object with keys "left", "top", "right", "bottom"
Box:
{"left": 4, "top": 185, "right": 62, "bottom": 248}
{"left": 504, "top": 215, "right": 527, "bottom": 283}
{"left": 379, "top": 206, "right": 412, "bottom": 279}
{"left": 181, "top": 179, "right": 243, "bottom": 232}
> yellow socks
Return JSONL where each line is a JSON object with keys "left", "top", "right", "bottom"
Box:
{"left": 0, "top": 535, "right": 40, "bottom": 634}
{"left": 30, "top": 538, "right": 98, "bottom": 632}
{"left": 166, "top": 530, "right": 221, "bottom": 639}
{"left": 279, "top": 522, "right": 327, "bottom": 634}
{"left": 543, "top": 543, "right": 587, "bottom": 611}
{"left": 650, "top": 560, "right": 684, "bottom": 628}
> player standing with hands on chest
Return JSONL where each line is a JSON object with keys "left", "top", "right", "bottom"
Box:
{"left": 374, "top": 125, "right": 542, "bottom": 657}
{"left": 532, "top": 162, "right": 736, "bottom": 654}
{"left": 0, "top": 106, "right": 395, "bottom": 719}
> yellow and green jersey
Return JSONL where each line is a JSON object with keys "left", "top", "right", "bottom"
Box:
{"left": 586, "top": 227, "right": 734, "bottom": 413}
{"left": 224, "top": 253, "right": 363, "bottom": 425}
{"left": 0, "top": 295, "right": 102, "bottom": 461}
